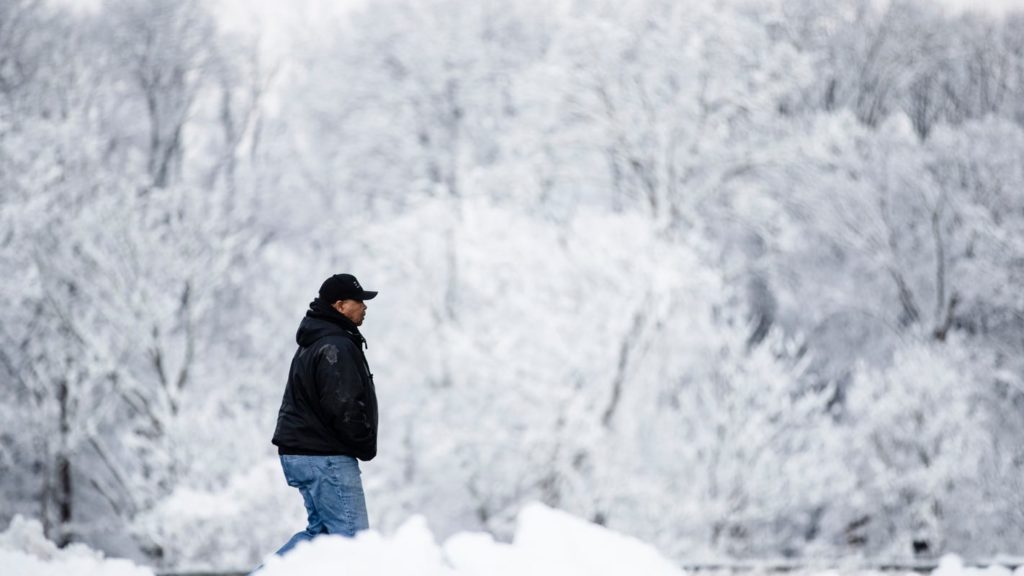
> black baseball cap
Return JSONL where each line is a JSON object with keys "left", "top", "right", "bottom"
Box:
{"left": 319, "top": 273, "right": 378, "bottom": 302}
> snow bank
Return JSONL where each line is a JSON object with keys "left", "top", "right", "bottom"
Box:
{"left": 934, "top": 555, "right": 1024, "bottom": 576}
{"left": 5, "top": 508, "right": 1024, "bottom": 576}
{"left": 0, "top": 515, "right": 154, "bottom": 576}
{"left": 256, "top": 502, "right": 686, "bottom": 576}
{"left": 2, "top": 504, "right": 683, "bottom": 576}
{"left": 445, "top": 503, "right": 685, "bottom": 576}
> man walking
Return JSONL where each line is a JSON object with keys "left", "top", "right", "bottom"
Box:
{"left": 270, "top": 273, "right": 379, "bottom": 556}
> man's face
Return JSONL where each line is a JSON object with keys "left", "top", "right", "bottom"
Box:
{"left": 335, "top": 299, "right": 367, "bottom": 326}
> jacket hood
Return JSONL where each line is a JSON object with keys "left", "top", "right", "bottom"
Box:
{"left": 295, "top": 298, "right": 367, "bottom": 348}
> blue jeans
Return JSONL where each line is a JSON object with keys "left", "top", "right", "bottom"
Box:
{"left": 274, "top": 454, "right": 369, "bottom": 556}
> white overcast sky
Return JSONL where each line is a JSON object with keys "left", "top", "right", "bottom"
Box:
{"left": 939, "top": 0, "right": 1024, "bottom": 13}
{"left": 46, "top": 0, "right": 1024, "bottom": 111}
{"left": 214, "top": 0, "right": 1024, "bottom": 64}
{"left": 44, "top": 0, "right": 1024, "bottom": 92}
{"left": 50, "top": 0, "right": 1024, "bottom": 48}
{"left": 212, "top": 0, "right": 1023, "bottom": 35}
{"left": 54, "top": 0, "right": 1024, "bottom": 27}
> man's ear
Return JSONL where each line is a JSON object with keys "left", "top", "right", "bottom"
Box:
{"left": 331, "top": 300, "right": 345, "bottom": 313}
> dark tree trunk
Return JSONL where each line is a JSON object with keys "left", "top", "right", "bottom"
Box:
{"left": 55, "top": 377, "right": 73, "bottom": 547}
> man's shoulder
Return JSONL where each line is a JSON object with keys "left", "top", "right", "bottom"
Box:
{"left": 311, "top": 334, "right": 358, "bottom": 359}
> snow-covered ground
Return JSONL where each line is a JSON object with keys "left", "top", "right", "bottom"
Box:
{"left": 3, "top": 504, "right": 1024, "bottom": 576}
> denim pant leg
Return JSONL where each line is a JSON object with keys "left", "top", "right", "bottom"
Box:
{"left": 274, "top": 455, "right": 327, "bottom": 557}
{"left": 310, "top": 455, "right": 369, "bottom": 536}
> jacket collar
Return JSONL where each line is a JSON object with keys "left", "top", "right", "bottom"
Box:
{"left": 306, "top": 298, "right": 368, "bottom": 349}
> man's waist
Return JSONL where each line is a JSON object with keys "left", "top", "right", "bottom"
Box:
{"left": 275, "top": 444, "right": 345, "bottom": 456}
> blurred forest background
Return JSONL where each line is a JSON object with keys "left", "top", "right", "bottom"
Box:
{"left": 1, "top": 0, "right": 1023, "bottom": 571}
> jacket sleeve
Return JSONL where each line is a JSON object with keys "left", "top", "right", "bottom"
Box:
{"left": 313, "top": 338, "right": 375, "bottom": 450}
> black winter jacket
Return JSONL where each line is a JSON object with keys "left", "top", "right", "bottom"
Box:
{"left": 272, "top": 299, "right": 378, "bottom": 461}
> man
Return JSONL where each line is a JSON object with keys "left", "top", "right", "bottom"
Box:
{"left": 270, "top": 273, "right": 379, "bottom": 556}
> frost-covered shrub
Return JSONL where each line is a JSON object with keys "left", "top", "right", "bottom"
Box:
{"left": 845, "top": 337, "right": 994, "bottom": 556}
